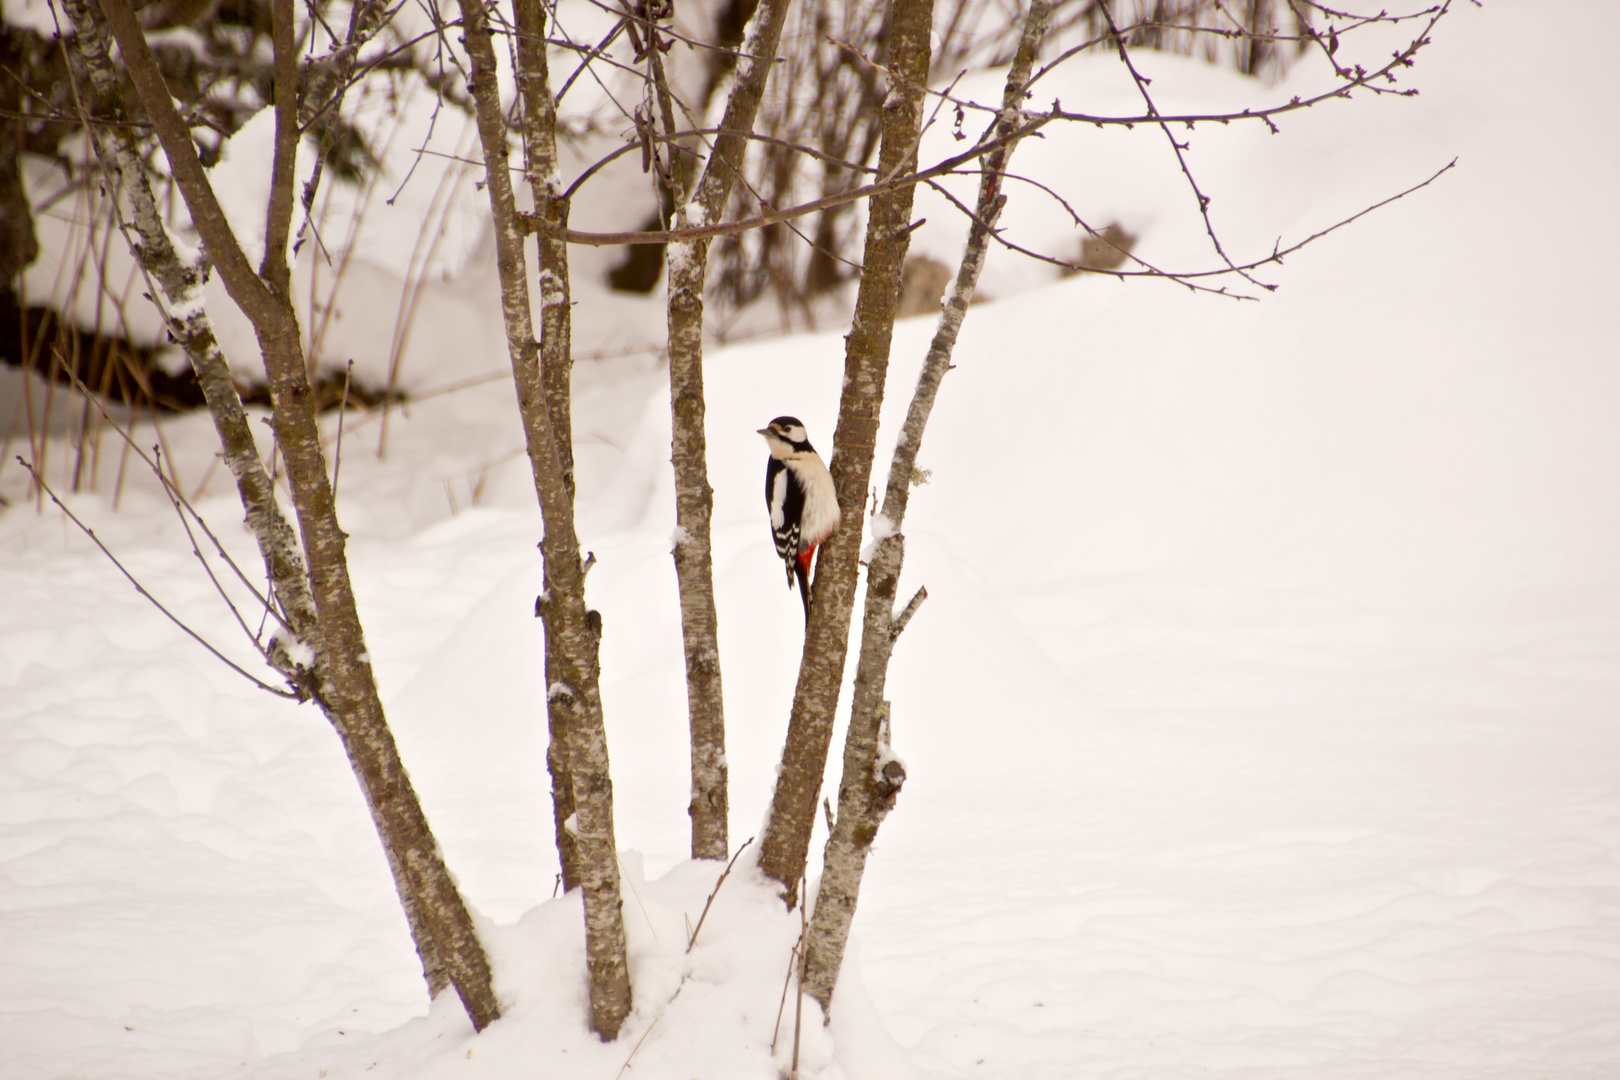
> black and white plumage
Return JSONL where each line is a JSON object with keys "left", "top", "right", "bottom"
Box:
{"left": 759, "top": 416, "right": 840, "bottom": 624}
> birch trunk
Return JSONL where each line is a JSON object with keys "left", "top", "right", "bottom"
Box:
{"left": 59, "top": 0, "right": 323, "bottom": 690}
{"left": 512, "top": 0, "right": 582, "bottom": 892}
{"left": 666, "top": 233, "right": 730, "bottom": 860}
{"left": 60, "top": 0, "right": 461, "bottom": 999}
{"left": 654, "top": 0, "right": 793, "bottom": 862}
{"left": 756, "top": 0, "right": 935, "bottom": 904}
{"left": 91, "top": 0, "right": 499, "bottom": 1029}
{"left": 455, "top": 0, "right": 631, "bottom": 1039}
{"left": 801, "top": 1, "right": 1055, "bottom": 1010}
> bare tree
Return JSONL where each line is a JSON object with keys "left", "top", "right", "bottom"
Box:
{"left": 513, "top": 0, "right": 583, "bottom": 893}
{"left": 1069, "top": 0, "right": 1312, "bottom": 77}
{"left": 3, "top": 0, "right": 454, "bottom": 417}
{"left": 802, "top": 0, "right": 1055, "bottom": 1011}
{"left": 75, "top": 0, "right": 500, "bottom": 1030}
{"left": 28, "top": 0, "right": 1454, "bottom": 1042}
{"left": 453, "top": 0, "right": 632, "bottom": 1040}
{"left": 754, "top": 0, "right": 936, "bottom": 903}
{"left": 700, "top": 0, "right": 1316, "bottom": 332}
{"left": 709, "top": 0, "right": 1016, "bottom": 329}
{"left": 642, "top": 0, "right": 795, "bottom": 862}
{"left": 526, "top": 1, "right": 1449, "bottom": 929}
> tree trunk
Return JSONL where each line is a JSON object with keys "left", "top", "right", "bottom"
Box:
{"left": 801, "top": 0, "right": 1054, "bottom": 1010}
{"left": 91, "top": 0, "right": 500, "bottom": 1030}
{"left": 60, "top": 0, "right": 321, "bottom": 677}
{"left": 62, "top": 0, "right": 461, "bottom": 1000}
{"left": 756, "top": 0, "right": 935, "bottom": 905}
{"left": 454, "top": 0, "right": 631, "bottom": 1039}
{"left": 667, "top": 233, "right": 731, "bottom": 860}
{"left": 512, "top": 0, "right": 583, "bottom": 893}
{"left": 653, "top": 0, "right": 793, "bottom": 862}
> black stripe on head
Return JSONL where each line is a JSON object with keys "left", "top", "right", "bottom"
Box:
{"left": 765, "top": 416, "right": 811, "bottom": 450}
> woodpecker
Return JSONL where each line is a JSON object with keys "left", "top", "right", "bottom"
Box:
{"left": 759, "top": 416, "right": 840, "bottom": 624}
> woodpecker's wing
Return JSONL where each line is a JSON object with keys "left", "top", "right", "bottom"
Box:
{"left": 764, "top": 455, "right": 783, "bottom": 518}
{"left": 765, "top": 456, "right": 802, "bottom": 585}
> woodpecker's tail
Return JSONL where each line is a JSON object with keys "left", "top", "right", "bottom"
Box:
{"left": 794, "top": 560, "right": 811, "bottom": 625}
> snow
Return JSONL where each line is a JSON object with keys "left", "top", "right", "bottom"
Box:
{"left": 4, "top": 2, "right": 1620, "bottom": 1079}
{"left": 272, "top": 632, "right": 315, "bottom": 669}
{"left": 860, "top": 512, "right": 898, "bottom": 563}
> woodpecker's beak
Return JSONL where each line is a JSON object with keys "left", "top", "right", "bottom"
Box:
{"left": 757, "top": 427, "right": 772, "bottom": 437}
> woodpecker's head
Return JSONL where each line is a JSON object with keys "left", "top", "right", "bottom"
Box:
{"left": 759, "top": 416, "right": 814, "bottom": 459}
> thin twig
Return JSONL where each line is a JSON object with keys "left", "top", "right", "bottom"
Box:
{"left": 1098, "top": 1, "right": 1267, "bottom": 289}
{"left": 611, "top": 1014, "right": 660, "bottom": 1080}
{"left": 922, "top": 170, "right": 1256, "bottom": 299}
{"left": 153, "top": 444, "right": 284, "bottom": 663}
{"left": 538, "top": 5, "right": 1447, "bottom": 258}
{"left": 791, "top": 870, "right": 807, "bottom": 1076}
{"left": 770, "top": 936, "right": 797, "bottom": 1055}
{"left": 948, "top": 157, "right": 1459, "bottom": 292}
{"left": 17, "top": 457, "right": 298, "bottom": 698}
{"left": 686, "top": 837, "right": 754, "bottom": 953}
{"left": 538, "top": 117, "right": 1051, "bottom": 246}
{"left": 53, "top": 360, "right": 292, "bottom": 633}
{"left": 553, "top": 14, "right": 626, "bottom": 108}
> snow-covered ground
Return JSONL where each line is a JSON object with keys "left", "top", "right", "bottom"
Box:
{"left": 4, "top": 1, "right": 1619, "bottom": 1077}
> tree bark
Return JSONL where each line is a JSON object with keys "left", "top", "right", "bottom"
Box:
{"left": 60, "top": 0, "right": 320, "bottom": 673}
{"left": 756, "top": 0, "right": 935, "bottom": 904}
{"left": 512, "top": 0, "right": 583, "bottom": 893}
{"left": 650, "top": 0, "right": 793, "bottom": 862}
{"left": 58, "top": 0, "right": 461, "bottom": 999}
{"left": 454, "top": 0, "right": 631, "bottom": 1039}
{"left": 91, "top": 0, "right": 500, "bottom": 1030}
{"left": 801, "top": 1, "right": 1054, "bottom": 1010}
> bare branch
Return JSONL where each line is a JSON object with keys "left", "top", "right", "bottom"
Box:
{"left": 552, "top": 15, "right": 627, "bottom": 108}
{"left": 53, "top": 359, "right": 295, "bottom": 642}
{"left": 685, "top": 837, "right": 754, "bottom": 952}
{"left": 889, "top": 585, "right": 928, "bottom": 643}
{"left": 152, "top": 445, "right": 287, "bottom": 669}
{"left": 57, "top": 0, "right": 325, "bottom": 686}
{"left": 17, "top": 457, "right": 299, "bottom": 699}
{"left": 656, "top": 0, "right": 794, "bottom": 863}
{"left": 801, "top": 0, "right": 1054, "bottom": 1008}
{"left": 957, "top": 157, "right": 1458, "bottom": 294}
{"left": 93, "top": 0, "right": 276, "bottom": 317}
{"left": 261, "top": 0, "right": 300, "bottom": 292}
{"left": 535, "top": 117, "right": 1051, "bottom": 246}
{"left": 455, "top": 0, "right": 630, "bottom": 1037}
{"left": 758, "top": 0, "right": 938, "bottom": 904}
{"left": 1097, "top": 0, "right": 1269, "bottom": 289}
